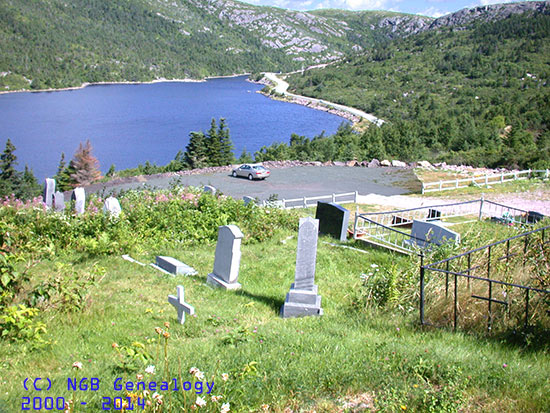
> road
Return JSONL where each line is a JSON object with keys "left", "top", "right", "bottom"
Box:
{"left": 263, "top": 72, "right": 385, "bottom": 126}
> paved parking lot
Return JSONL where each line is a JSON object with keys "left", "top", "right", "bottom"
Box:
{"left": 88, "top": 166, "right": 421, "bottom": 201}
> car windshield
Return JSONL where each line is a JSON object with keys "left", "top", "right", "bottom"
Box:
{"left": 253, "top": 166, "right": 266, "bottom": 171}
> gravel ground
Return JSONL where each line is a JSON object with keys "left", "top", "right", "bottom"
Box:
{"left": 87, "top": 166, "right": 422, "bottom": 201}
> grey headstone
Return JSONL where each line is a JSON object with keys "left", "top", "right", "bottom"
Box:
{"left": 73, "top": 187, "right": 85, "bottom": 215}
{"left": 243, "top": 196, "right": 256, "bottom": 206}
{"left": 315, "top": 201, "right": 350, "bottom": 242}
{"left": 155, "top": 256, "right": 197, "bottom": 276}
{"left": 207, "top": 225, "right": 244, "bottom": 290}
{"left": 168, "top": 285, "right": 195, "bottom": 324}
{"left": 204, "top": 185, "right": 216, "bottom": 195}
{"left": 53, "top": 191, "right": 65, "bottom": 211}
{"left": 103, "top": 196, "right": 121, "bottom": 217}
{"left": 410, "top": 220, "right": 460, "bottom": 248}
{"left": 281, "top": 217, "right": 323, "bottom": 318}
{"left": 43, "top": 178, "right": 55, "bottom": 208}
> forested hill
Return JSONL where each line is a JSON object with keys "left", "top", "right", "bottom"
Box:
{"left": 1, "top": 0, "right": 547, "bottom": 92}
{"left": 286, "top": 7, "right": 550, "bottom": 169}
{"left": 0, "top": 0, "right": 428, "bottom": 91}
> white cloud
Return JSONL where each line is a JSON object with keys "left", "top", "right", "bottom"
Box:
{"left": 419, "top": 7, "right": 448, "bottom": 17}
{"left": 479, "top": 0, "right": 516, "bottom": 5}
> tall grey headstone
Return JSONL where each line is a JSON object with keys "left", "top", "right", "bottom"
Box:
{"left": 315, "top": 201, "right": 350, "bottom": 242}
{"left": 103, "top": 196, "right": 122, "bottom": 217}
{"left": 281, "top": 217, "right": 323, "bottom": 318}
{"left": 73, "top": 187, "right": 85, "bottom": 215}
{"left": 43, "top": 178, "right": 55, "bottom": 208}
{"left": 206, "top": 225, "right": 244, "bottom": 290}
{"left": 204, "top": 185, "right": 216, "bottom": 195}
{"left": 54, "top": 191, "right": 65, "bottom": 211}
{"left": 410, "top": 220, "right": 460, "bottom": 248}
{"left": 168, "top": 285, "right": 195, "bottom": 324}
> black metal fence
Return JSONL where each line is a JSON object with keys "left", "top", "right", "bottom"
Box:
{"left": 420, "top": 225, "right": 550, "bottom": 333}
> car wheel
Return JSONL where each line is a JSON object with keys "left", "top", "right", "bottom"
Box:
{"left": 248, "top": 174, "right": 253, "bottom": 181}
{"left": 232, "top": 171, "right": 237, "bottom": 177}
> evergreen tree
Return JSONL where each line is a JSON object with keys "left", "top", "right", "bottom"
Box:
{"left": 19, "top": 165, "right": 41, "bottom": 199}
{"left": 54, "top": 152, "right": 74, "bottom": 191}
{"left": 218, "top": 118, "right": 235, "bottom": 165}
{"left": 206, "top": 118, "right": 222, "bottom": 166}
{"left": 184, "top": 132, "right": 208, "bottom": 169}
{"left": 106, "top": 164, "right": 116, "bottom": 177}
{"left": 237, "top": 147, "right": 254, "bottom": 163}
{"left": 0, "top": 139, "right": 21, "bottom": 197}
{"left": 69, "top": 140, "right": 102, "bottom": 187}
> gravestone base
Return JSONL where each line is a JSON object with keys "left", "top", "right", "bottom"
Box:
{"left": 281, "top": 284, "right": 323, "bottom": 318}
{"left": 156, "top": 256, "right": 197, "bottom": 276}
{"left": 206, "top": 273, "right": 242, "bottom": 290}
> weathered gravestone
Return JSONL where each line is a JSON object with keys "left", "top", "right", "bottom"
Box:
{"left": 206, "top": 225, "right": 243, "bottom": 290}
{"left": 281, "top": 217, "right": 323, "bottom": 318}
{"left": 315, "top": 201, "right": 350, "bottom": 242}
{"left": 155, "top": 256, "right": 197, "bottom": 276}
{"left": 409, "top": 220, "right": 460, "bottom": 248}
{"left": 43, "top": 178, "right": 55, "bottom": 208}
{"left": 73, "top": 187, "right": 86, "bottom": 215}
{"left": 204, "top": 185, "right": 216, "bottom": 195}
{"left": 103, "top": 196, "right": 122, "bottom": 217}
{"left": 54, "top": 191, "right": 65, "bottom": 211}
{"left": 168, "top": 285, "right": 195, "bottom": 324}
{"left": 243, "top": 196, "right": 256, "bottom": 206}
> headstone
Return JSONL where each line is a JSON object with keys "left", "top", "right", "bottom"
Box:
{"left": 53, "top": 191, "right": 65, "bottom": 211}
{"left": 155, "top": 256, "right": 197, "bottom": 276}
{"left": 204, "top": 185, "right": 216, "bottom": 195}
{"left": 315, "top": 202, "right": 350, "bottom": 242}
{"left": 103, "top": 196, "right": 121, "bottom": 217}
{"left": 243, "top": 196, "right": 256, "bottom": 206}
{"left": 73, "top": 187, "right": 86, "bottom": 215}
{"left": 409, "top": 220, "right": 460, "bottom": 248}
{"left": 206, "top": 225, "right": 244, "bottom": 290}
{"left": 527, "top": 210, "right": 545, "bottom": 223}
{"left": 281, "top": 217, "right": 323, "bottom": 318}
{"left": 168, "top": 285, "right": 195, "bottom": 324}
{"left": 43, "top": 178, "right": 55, "bottom": 208}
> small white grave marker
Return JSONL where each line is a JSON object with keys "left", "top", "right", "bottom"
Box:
{"left": 168, "top": 285, "right": 195, "bottom": 324}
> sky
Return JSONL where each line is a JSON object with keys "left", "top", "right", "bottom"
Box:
{"left": 239, "top": 0, "right": 539, "bottom": 18}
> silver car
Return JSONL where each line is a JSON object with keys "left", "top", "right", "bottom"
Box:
{"left": 231, "top": 164, "right": 270, "bottom": 180}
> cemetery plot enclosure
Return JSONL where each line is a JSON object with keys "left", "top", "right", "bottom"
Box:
{"left": 420, "top": 225, "right": 550, "bottom": 333}
{"left": 353, "top": 199, "right": 538, "bottom": 255}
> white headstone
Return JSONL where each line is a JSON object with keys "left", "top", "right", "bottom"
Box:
{"left": 103, "top": 196, "right": 122, "bottom": 217}
{"left": 54, "top": 191, "right": 65, "bottom": 211}
{"left": 410, "top": 220, "right": 460, "bottom": 248}
{"left": 206, "top": 225, "right": 244, "bottom": 290}
{"left": 281, "top": 217, "right": 323, "bottom": 318}
{"left": 204, "top": 185, "right": 216, "bottom": 195}
{"left": 73, "top": 187, "right": 86, "bottom": 215}
{"left": 43, "top": 178, "right": 55, "bottom": 208}
{"left": 168, "top": 285, "right": 195, "bottom": 324}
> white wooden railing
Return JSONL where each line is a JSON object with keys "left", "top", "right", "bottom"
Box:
{"left": 421, "top": 169, "right": 550, "bottom": 194}
{"left": 263, "top": 191, "right": 358, "bottom": 209}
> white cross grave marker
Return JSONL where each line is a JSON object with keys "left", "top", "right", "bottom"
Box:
{"left": 168, "top": 285, "right": 195, "bottom": 324}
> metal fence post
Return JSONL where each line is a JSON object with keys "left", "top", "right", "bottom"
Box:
{"left": 354, "top": 191, "right": 358, "bottom": 202}
{"left": 479, "top": 195, "right": 484, "bottom": 221}
{"left": 332, "top": 193, "right": 336, "bottom": 203}
{"left": 303, "top": 197, "right": 307, "bottom": 208}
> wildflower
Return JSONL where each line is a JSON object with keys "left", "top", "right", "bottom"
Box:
{"left": 371, "top": 263, "right": 379, "bottom": 269}
{"left": 396, "top": 327, "right": 400, "bottom": 332}
{"left": 145, "top": 365, "right": 156, "bottom": 375}
{"left": 155, "top": 327, "right": 163, "bottom": 335}
{"left": 136, "top": 374, "right": 143, "bottom": 381}
{"left": 112, "top": 343, "right": 119, "bottom": 349}
{"left": 189, "top": 367, "right": 199, "bottom": 375}
{"left": 400, "top": 405, "right": 407, "bottom": 410}
{"left": 72, "top": 362, "right": 83, "bottom": 370}
{"left": 153, "top": 392, "right": 163, "bottom": 405}
{"left": 163, "top": 331, "right": 170, "bottom": 339}
{"left": 195, "top": 370, "right": 205, "bottom": 380}
{"left": 195, "top": 396, "right": 207, "bottom": 407}
{"left": 503, "top": 363, "right": 508, "bottom": 368}
{"left": 164, "top": 321, "right": 170, "bottom": 329}
{"left": 221, "top": 402, "right": 230, "bottom": 413}
{"left": 211, "top": 395, "right": 223, "bottom": 402}
{"left": 221, "top": 373, "right": 229, "bottom": 382}
{"left": 260, "top": 404, "right": 270, "bottom": 412}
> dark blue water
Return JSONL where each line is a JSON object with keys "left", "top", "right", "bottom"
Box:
{"left": 0, "top": 76, "right": 346, "bottom": 181}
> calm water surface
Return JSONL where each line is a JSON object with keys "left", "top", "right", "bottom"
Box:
{"left": 0, "top": 76, "right": 346, "bottom": 181}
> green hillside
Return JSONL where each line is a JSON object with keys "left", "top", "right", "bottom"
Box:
{"left": 286, "top": 10, "right": 550, "bottom": 169}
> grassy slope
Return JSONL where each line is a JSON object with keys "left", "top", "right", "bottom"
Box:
{"left": 1, "top": 221, "right": 549, "bottom": 411}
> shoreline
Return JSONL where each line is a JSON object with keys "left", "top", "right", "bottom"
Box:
{"left": 0, "top": 73, "right": 251, "bottom": 95}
